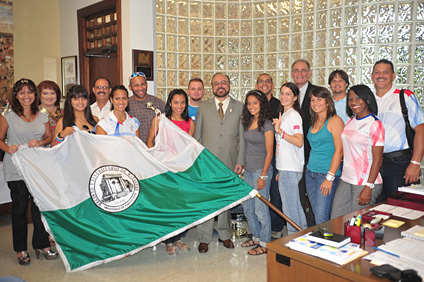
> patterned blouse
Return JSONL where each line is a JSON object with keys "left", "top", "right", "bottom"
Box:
{"left": 39, "top": 106, "right": 64, "bottom": 135}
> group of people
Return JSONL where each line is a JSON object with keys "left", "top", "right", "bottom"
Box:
{"left": 1, "top": 57, "right": 423, "bottom": 264}
{"left": 193, "top": 58, "right": 424, "bottom": 257}
{"left": 0, "top": 72, "right": 207, "bottom": 263}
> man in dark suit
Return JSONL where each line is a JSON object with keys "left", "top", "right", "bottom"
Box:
{"left": 291, "top": 59, "right": 316, "bottom": 227}
{"left": 194, "top": 73, "right": 245, "bottom": 253}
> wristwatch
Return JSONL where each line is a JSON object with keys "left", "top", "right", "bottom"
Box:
{"left": 260, "top": 175, "right": 268, "bottom": 180}
{"left": 326, "top": 174, "right": 335, "bottom": 181}
{"left": 365, "top": 182, "right": 375, "bottom": 189}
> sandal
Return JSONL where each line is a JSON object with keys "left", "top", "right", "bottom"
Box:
{"left": 175, "top": 240, "right": 190, "bottom": 251}
{"left": 49, "top": 236, "right": 56, "bottom": 246}
{"left": 17, "top": 251, "right": 31, "bottom": 265}
{"left": 241, "top": 239, "right": 259, "bottom": 247}
{"left": 248, "top": 245, "right": 267, "bottom": 256}
{"left": 166, "top": 243, "right": 177, "bottom": 256}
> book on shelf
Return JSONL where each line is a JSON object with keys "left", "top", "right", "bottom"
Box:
{"left": 286, "top": 233, "right": 366, "bottom": 265}
{"left": 401, "top": 225, "right": 424, "bottom": 241}
{"left": 307, "top": 230, "right": 350, "bottom": 248}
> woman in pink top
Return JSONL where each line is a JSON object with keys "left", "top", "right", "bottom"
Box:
{"left": 331, "top": 85, "right": 384, "bottom": 218}
{"left": 146, "top": 89, "right": 194, "bottom": 255}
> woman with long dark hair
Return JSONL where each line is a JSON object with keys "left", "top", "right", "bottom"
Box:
{"left": 96, "top": 85, "right": 140, "bottom": 138}
{"left": 272, "top": 82, "right": 308, "bottom": 234}
{"left": 0, "top": 78, "right": 57, "bottom": 265}
{"left": 331, "top": 85, "right": 384, "bottom": 218}
{"left": 146, "top": 89, "right": 194, "bottom": 255}
{"left": 305, "top": 87, "right": 344, "bottom": 224}
{"left": 240, "top": 89, "right": 274, "bottom": 256}
{"left": 146, "top": 89, "right": 195, "bottom": 148}
{"left": 51, "top": 85, "right": 98, "bottom": 147}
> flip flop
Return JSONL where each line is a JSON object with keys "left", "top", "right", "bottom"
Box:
{"left": 241, "top": 239, "right": 259, "bottom": 247}
{"left": 248, "top": 245, "right": 267, "bottom": 256}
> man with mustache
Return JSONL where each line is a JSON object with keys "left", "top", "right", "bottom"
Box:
{"left": 91, "top": 77, "right": 112, "bottom": 119}
{"left": 194, "top": 73, "right": 245, "bottom": 253}
{"left": 372, "top": 59, "right": 424, "bottom": 201}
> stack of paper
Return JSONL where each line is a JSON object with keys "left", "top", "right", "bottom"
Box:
{"left": 286, "top": 233, "right": 367, "bottom": 265}
{"left": 364, "top": 237, "right": 424, "bottom": 278}
{"left": 398, "top": 185, "right": 424, "bottom": 196}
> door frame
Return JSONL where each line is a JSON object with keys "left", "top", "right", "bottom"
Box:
{"left": 77, "top": 0, "right": 123, "bottom": 91}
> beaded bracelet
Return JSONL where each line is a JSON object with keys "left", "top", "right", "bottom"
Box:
{"left": 56, "top": 133, "right": 64, "bottom": 143}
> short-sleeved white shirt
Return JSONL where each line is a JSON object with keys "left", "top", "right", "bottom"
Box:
{"left": 375, "top": 86, "right": 424, "bottom": 153}
{"left": 275, "top": 108, "right": 304, "bottom": 172}
{"left": 91, "top": 100, "right": 112, "bottom": 120}
{"left": 97, "top": 111, "right": 140, "bottom": 137}
{"left": 341, "top": 114, "right": 384, "bottom": 185}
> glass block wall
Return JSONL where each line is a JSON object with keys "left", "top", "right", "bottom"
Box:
{"left": 156, "top": 0, "right": 424, "bottom": 103}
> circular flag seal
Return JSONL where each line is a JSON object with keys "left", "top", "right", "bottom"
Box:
{"left": 89, "top": 165, "right": 140, "bottom": 213}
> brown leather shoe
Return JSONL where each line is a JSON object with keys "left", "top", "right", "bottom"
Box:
{"left": 198, "top": 243, "right": 208, "bottom": 253}
{"left": 219, "top": 239, "right": 234, "bottom": 249}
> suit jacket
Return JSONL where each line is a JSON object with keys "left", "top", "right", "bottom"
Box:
{"left": 194, "top": 97, "right": 245, "bottom": 170}
{"left": 300, "top": 82, "right": 316, "bottom": 163}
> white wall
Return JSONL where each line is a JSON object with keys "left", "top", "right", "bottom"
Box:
{"left": 59, "top": 0, "right": 157, "bottom": 94}
{"left": 59, "top": 0, "right": 102, "bottom": 84}
{"left": 127, "top": 0, "right": 156, "bottom": 93}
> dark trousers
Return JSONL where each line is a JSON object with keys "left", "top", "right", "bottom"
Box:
{"left": 299, "top": 168, "right": 316, "bottom": 227}
{"left": 377, "top": 149, "right": 412, "bottom": 203}
{"left": 270, "top": 155, "right": 286, "bottom": 232}
{"left": 8, "top": 180, "right": 50, "bottom": 252}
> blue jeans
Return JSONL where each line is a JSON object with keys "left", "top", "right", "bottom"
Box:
{"left": 305, "top": 170, "right": 340, "bottom": 225}
{"left": 242, "top": 167, "right": 272, "bottom": 246}
{"left": 278, "top": 170, "right": 308, "bottom": 234}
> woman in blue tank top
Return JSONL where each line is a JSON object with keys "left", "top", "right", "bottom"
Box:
{"left": 305, "top": 87, "right": 344, "bottom": 225}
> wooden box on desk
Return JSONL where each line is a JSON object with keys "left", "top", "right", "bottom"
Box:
{"left": 388, "top": 192, "right": 424, "bottom": 211}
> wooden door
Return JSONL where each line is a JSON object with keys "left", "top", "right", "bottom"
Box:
{"left": 77, "top": 0, "right": 122, "bottom": 103}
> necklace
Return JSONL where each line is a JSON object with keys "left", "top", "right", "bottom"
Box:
{"left": 316, "top": 118, "right": 326, "bottom": 128}
{"left": 22, "top": 113, "right": 33, "bottom": 122}
{"left": 76, "top": 116, "right": 90, "bottom": 131}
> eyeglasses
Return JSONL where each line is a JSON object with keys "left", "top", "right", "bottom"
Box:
{"left": 258, "top": 79, "right": 272, "bottom": 84}
{"left": 292, "top": 69, "right": 309, "bottom": 74}
{"left": 129, "top": 72, "right": 146, "bottom": 83}
{"left": 94, "top": 86, "right": 109, "bottom": 90}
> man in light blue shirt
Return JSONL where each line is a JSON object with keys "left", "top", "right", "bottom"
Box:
{"left": 187, "top": 78, "right": 204, "bottom": 121}
{"left": 329, "top": 70, "right": 349, "bottom": 124}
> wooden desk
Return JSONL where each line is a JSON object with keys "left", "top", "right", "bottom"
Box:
{"left": 267, "top": 204, "right": 424, "bottom": 282}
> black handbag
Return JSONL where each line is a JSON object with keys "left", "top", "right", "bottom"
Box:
{"left": 399, "top": 89, "right": 415, "bottom": 151}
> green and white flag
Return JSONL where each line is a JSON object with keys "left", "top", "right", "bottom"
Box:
{"left": 12, "top": 117, "right": 254, "bottom": 272}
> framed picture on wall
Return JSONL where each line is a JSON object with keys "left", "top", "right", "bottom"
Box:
{"left": 61, "top": 56, "right": 78, "bottom": 97}
{"left": 132, "top": 50, "right": 154, "bottom": 81}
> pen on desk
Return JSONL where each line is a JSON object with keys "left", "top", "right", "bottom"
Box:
{"left": 373, "top": 246, "right": 400, "bottom": 258}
